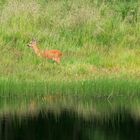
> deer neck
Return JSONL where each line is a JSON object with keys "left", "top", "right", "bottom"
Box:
{"left": 32, "top": 45, "right": 43, "bottom": 57}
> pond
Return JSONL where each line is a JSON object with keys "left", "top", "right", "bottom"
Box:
{"left": 0, "top": 95, "right": 140, "bottom": 140}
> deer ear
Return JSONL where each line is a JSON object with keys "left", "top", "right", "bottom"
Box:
{"left": 32, "top": 38, "right": 36, "bottom": 42}
{"left": 32, "top": 38, "right": 37, "bottom": 44}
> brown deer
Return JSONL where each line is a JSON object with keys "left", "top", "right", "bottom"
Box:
{"left": 27, "top": 39, "right": 62, "bottom": 63}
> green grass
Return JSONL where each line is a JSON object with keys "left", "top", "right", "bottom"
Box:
{"left": 0, "top": 0, "right": 140, "bottom": 96}
{"left": 0, "top": 78, "right": 139, "bottom": 97}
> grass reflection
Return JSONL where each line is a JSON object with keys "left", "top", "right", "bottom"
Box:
{"left": 0, "top": 95, "right": 140, "bottom": 121}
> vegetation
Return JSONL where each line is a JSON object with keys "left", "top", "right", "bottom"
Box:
{"left": 0, "top": 78, "right": 139, "bottom": 97}
{"left": 0, "top": 0, "right": 140, "bottom": 95}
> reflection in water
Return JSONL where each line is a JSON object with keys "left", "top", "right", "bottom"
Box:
{"left": 0, "top": 109, "right": 140, "bottom": 140}
{"left": 0, "top": 96, "right": 140, "bottom": 140}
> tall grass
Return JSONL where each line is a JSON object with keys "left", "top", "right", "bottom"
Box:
{"left": 0, "top": 0, "right": 140, "bottom": 95}
{"left": 0, "top": 78, "right": 139, "bottom": 97}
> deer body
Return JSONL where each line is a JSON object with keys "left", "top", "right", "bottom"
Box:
{"left": 28, "top": 40, "right": 62, "bottom": 63}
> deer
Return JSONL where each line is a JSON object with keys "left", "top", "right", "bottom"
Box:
{"left": 27, "top": 39, "right": 62, "bottom": 63}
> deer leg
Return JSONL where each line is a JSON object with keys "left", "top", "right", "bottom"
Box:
{"left": 53, "top": 58, "right": 60, "bottom": 63}
{"left": 52, "top": 57, "right": 59, "bottom": 63}
{"left": 56, "top": 58, "right": 60, "bottom": 63}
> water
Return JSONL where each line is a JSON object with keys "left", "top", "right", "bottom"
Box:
{"left": 0, "top": 96, "right": 140, "bottom": 140}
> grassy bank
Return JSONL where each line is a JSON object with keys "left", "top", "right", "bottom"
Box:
{"left": 0, "top": 0, "right": 140, "bottom": 95}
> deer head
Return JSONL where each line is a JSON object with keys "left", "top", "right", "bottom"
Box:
{"left": 27, "top": 39, "right": 37, "bottom": 48}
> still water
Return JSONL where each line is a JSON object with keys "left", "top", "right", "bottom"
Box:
{"left": 0, "top": 95, "right": 140, "bottom": 140}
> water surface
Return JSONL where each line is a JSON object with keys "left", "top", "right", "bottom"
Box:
{"left": 0, "top": 95, "right": 140, "bottom": 140}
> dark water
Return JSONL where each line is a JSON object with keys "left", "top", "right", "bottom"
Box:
{"left": 0, "top": 96, "right": 140, "bottom": 140}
